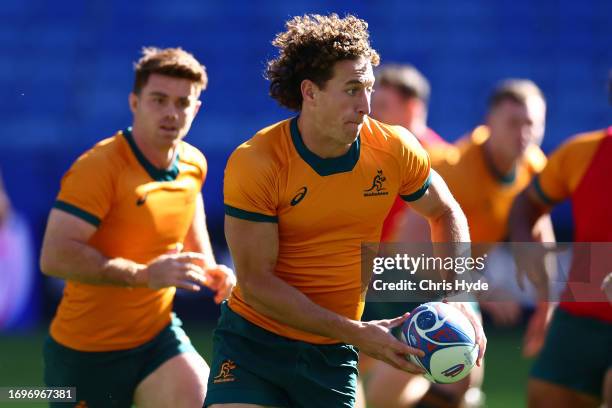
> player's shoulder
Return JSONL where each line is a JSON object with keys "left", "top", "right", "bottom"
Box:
{"left": 524, "top": 144, "right": 547, "bottom": 173}
{"left": 71, "top": 131, "right": 128, "bottom": 173}
{"left": 178, "top": 140, "right": 207, "bottom": 175}
{"left": 362, "top": 116, "right": 422, "bottom": 153}
{"left": 432, "top": 130, "right": 476, "bottom": 169}
{"left": 227, "top": 118, "right": 292, "bottom": 171}
{"left": 558, "top": 128, "right": 608, "bottom": 153}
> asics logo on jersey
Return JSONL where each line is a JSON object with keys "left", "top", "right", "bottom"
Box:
{"left": 136, "top": 193, "right": 148, "bottom": 206}
{"left": 364, "top": 170, "right": 389, "bottom": 197}
{"left": 213, "top": 360, "right": 237, "bottom": 383}
{"left": 290, "top": 186, "right": 308, "bottom": 206}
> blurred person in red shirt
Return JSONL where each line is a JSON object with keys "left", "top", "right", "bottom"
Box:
{"left": 0, "top": 169, "right": 36, "bottom": 330}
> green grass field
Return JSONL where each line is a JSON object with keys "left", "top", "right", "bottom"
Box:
{"left": 0, "top": 323, "right": 531, "bottom": 407}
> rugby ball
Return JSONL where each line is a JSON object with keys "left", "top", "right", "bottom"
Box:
{"left": 399, "top": 302, "right": 479, "bottom": 383}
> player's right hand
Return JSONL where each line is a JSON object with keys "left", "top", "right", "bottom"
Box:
{"left": 351, "top": 313, "right": 426, "bottom": 374}
{"left": 144, "top": 252, "right": 208, "bottom": 291}
{"left": 513, "top": 244, "right": 548, "bottom": 293}
{"left": 522, "top": 301, "right": 553, "bottom": 357}
{"left": 602, "top": 272, "right": 612, "bottom": 303}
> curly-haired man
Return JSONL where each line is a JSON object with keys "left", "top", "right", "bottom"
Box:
{"left": 205, "top": 14, "right": 486, "bottom": 408}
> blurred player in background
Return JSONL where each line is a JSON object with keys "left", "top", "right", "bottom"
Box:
{"left": 0, "top": 169, "right": 35, "bottom": 331}
{"left": 400, "top": 79, "right": 556, "bottom": 310}
{"left": 40, "top": 47, "right": 234, "bottom": 408}
{"left": 398, "top": 79, "right": 552, "bottom": 246}
{"left": 361, "top": 63, "right": 480, "bottom": 408}
{"left": 372, "top": 63, "right": 449, "bottom": 242}
{"left": 205, "top": 13, "right": 485, "bottom": 408}
{"left": 365, "top": 79, "right": 555, "bottom": 408}
{"left": 509, "top": 72, "right": 612, "bottom": 408}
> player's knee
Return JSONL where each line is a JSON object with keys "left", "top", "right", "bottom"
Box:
{"left": 604, "top": 368, "right": 612, "bottom": 407}
{"left": 527, "top": 379, "right": 548, "bottom": 408}
{"left": 365, "top": 381, "right": 396, "bottom": 407}
{"left": 364, "top": 374, "right": 398, "bottom": 407}
{"left": 159, "top": 353, "right": 209, "bottom": 407}
{"left": 365, "top": 370, "right": 429, "bottom": 408}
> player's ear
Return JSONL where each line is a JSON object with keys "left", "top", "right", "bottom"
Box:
{"left": 193, "top": 100, "right": 202, "bottom": 116}
{"left": 406, "top": 98, "right": 425, "bottom": 118}
{"left": 301, "top": 79, "right": 317, "bottom": 105}
{"left": 128, "top": 92, "right": 139, "bottom": 114}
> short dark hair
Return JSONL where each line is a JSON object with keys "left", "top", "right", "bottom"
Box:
{"left": 133, "top": 47, "right": 207, "bottom": 94}
{"left": 266, "top": 13, "right": 380, "bottom": 111}
{"left": 488, "top": 79, "right": 545, "bottom": 110}
{"left": 375, "top": 64, "right": 430, "bottom": 104}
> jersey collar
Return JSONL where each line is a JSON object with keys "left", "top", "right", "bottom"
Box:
{"left": 289, "top": 117, "right": 360, "bottom": 177}
{"left": 122, "top": 127, "right": 180, "bottom": 182}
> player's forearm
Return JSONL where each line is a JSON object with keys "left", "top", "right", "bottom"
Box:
{"left": 183, "top": 227, "right": 216, "bottom": 266}
{"left": 428, "top": 202, "right": 471, "bottom": 280}
{"left": 241, "top": 274, "right": 360, "bottom": 343}
{"left": 509, "top": 192, "right": 553, "bottom": 300}
{"left": 40, "top": 239, "right": 146, "bottom": 287}
{"left": 509, "top": 192, "right": 544, "bottom": 242}
{"left": 428, "top": 201, "right": 470, "bottom": 243}
{"left": 183, "top": 194, "right": 217, "bottom": 266}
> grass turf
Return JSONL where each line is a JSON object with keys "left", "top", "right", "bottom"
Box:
{"left": 0, "top": 323, "right": 531, "bottom": 407}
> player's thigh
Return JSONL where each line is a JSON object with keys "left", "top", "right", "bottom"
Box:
{"left": 208, "top": 404, "right": 279, "bottom": 408}
{"left": 358, "top": 352, "right": 377, "bottom": 375}
{"left": 528, "top": 378, "right": 600, "bottom": 408}
{"left": 604, "top": 368, "right": 612, "bottom": 407}
{"left": 354, "top": 377, "right": 366, "bottom": 408}
{"left": 43, "top": 335, "right": 136, "bottom": 407}
{"left": 365, "top": 360, "right": 430, "bottom": 408}
{"left": 134, "top": 351, "right": 208, "bottom": 408}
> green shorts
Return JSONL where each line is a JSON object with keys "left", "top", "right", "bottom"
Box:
{"left": 204, "top": 302, "right": 359, "bottom": 407}
{"left": 43, "top": 314, "right": 197, "bottom": 408}
{"left": 531, "top": 308, "right": 612, "bottom": 397}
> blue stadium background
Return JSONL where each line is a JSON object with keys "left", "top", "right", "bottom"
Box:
{"left": 0, "top": 0, "right": 611, "bottom": 322}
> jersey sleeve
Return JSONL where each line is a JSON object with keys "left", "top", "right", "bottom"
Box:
{"left": 534, "top": 137, "right": 579, "bottom": 205}
{"left": 535, "top": 132, "right": 604, "bottom": 205}
{"left": 54, "top": 150, "right": 116, "bottom": 228}
{"left": 394, "top": 127, "right": 432, "bottom": 202}
{"left": 224, "top": 144, "right": 279, "bottom": 222}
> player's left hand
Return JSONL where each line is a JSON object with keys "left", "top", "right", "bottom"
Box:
{"left": 601, "top": 272, "right": 612, "bottom": 303}
{"left": 444, "top": 300, "right": 487, "bottom": 367}
{"left": 480, "top": 300, "right": 521, "bottom": 327}
{"left": 522, "top": 301, "right": 553, "bottom": 357}
{"left": 203, "top": 264, "right": 236, "bottom": 303}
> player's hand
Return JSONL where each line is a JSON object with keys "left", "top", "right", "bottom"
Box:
{"left": 445, "top": 301, "right": 487, "bottom": 367}
{"left": 203, "top": 264, "right": 236, "bottom": 303}
{"left": 144, "top": 252, "right": 208, "bottom": 291}
{"left": 512, "top": 243, "right": 555, "bottom": 301}
{"left": 480, "top": 300, "right": 521, "bottom": 327}
{"left": 350, "top": 314, "right": 426, "bottom": 374}
{"left": 0, "top": 189, "right": 9, "bottom": 228}
{"left": 602, "top": 273, "right": 612, "bottom": 303}
{"left": 523, "top": 302, "right": 553, "bottom": 357}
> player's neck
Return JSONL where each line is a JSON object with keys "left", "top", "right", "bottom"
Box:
{"left": 407, "top": 118, "right": 427, "bottom": 139}
{"left": 131, "top": 127, "right": 177, "bottom": 169}
{"left": 482, "top": 137, "right": 516, "bottom": 177}
{"left": 297, "top": 114, "right": 352, "bottom": 158}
